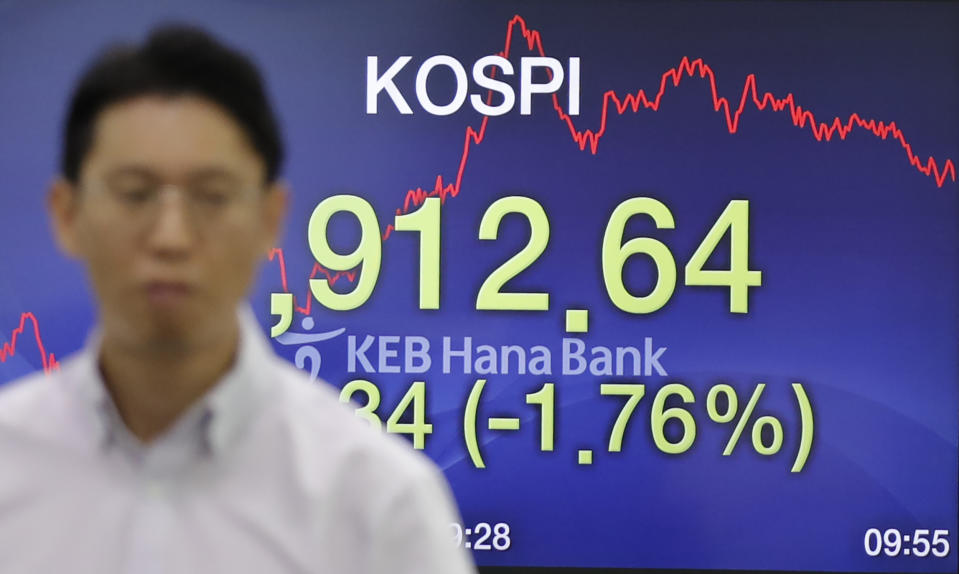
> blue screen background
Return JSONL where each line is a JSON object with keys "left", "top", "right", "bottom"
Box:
{"left": 0, "top": 1, "right": 956, "bottom": 572}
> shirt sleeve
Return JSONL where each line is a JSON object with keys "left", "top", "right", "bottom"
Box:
{"left": 367, "top": 461, "right": 477, "bottom": 574}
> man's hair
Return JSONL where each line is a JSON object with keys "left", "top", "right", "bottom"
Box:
{"left": 61, "top": 23, "right": 284, "bottom": 184}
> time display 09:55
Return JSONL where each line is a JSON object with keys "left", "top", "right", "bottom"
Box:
{"left": 864, "top": 528, "right": 951, "bottom": 558}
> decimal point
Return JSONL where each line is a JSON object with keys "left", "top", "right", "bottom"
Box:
{"left": 577, "top": 449, "right": 593, "bottom": 465}
{"left": 565, "top": 309, "right": 589, "bottom": 333}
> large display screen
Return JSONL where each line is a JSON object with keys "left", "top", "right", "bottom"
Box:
{"left": 1, "top": 1, "right": 956, "bottom": 572}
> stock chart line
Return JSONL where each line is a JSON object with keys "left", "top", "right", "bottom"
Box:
{"left": 0, "top": 312, "right": 60, "bottom": 374}
{"left": 268, "top": 248, "right": 356, "bottom": 316}
{"left": 4, "top": 14, "right": 958, "bottom": 368}
{"left": 268, "top": 13, "right": 957, "bottom": 317}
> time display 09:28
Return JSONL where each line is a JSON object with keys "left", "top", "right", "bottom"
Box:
{"left": 307, "top": 194, "right": 761, "bottom": 314}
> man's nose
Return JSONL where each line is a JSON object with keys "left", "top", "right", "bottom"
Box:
{"left": 146, "top": 186, "right": 195, "bottom": 256}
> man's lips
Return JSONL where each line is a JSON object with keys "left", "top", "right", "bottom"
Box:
{"left": 143, "top": 281, "right": 194, "bottom": 305}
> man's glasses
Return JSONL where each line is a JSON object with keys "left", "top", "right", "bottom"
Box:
{"left": 83, "top": 179, "right": 260, "bottom": 229}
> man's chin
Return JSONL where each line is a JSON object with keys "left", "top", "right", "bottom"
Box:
{"left": 136, "top": 323, "right": 203, "bottom": 353}
{"left": 141, "top": 306, "right": 239, "bottom": 351}
{"left": 113, "top": 310, "right": 205, "bottom": 353}
{"left": 102, "top": 299, "right": 237, "bottom": 353}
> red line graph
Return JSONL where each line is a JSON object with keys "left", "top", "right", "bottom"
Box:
{"left": 268, "top": 13, "right": 957, "bottom": 317}
{"left": 0, "top": 313, "right": 60, "bottom": 374}
{"left": 4, "top": 13, "right": 958, "bottom": 366}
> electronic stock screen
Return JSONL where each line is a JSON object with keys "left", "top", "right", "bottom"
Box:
{"left": 0, "top": 1, "right": 956, "bottom": 573}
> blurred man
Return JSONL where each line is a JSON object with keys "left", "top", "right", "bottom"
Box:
{"left": 0, "top": 24, "right": 475, "bottom": 574}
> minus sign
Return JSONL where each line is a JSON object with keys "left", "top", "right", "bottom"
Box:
{"left": 488, "top": 417, "right": 521, "bottom": 431}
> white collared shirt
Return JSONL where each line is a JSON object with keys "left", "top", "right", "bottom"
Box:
{"left": 0, "top": 308, "right": 476, "bottom": 574}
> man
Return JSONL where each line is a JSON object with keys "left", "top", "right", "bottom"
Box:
{"left": 0, "top": 24, "right": 475, "bottom": 574}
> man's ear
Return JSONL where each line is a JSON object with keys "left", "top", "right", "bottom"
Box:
{"left": 47, "top": 177, "right": 83, "bottom": 258}
{"left": 261, "top": 180, "right": 289, "bottom": 254}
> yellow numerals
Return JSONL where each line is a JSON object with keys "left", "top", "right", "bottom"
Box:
{"left": 394, "top": 197, "right": 441, "bottom": 309}
{"left": 308, "top": 195, "right": 440, "bottom": 311}
{"left": 304, "top": 195, "right": 761, "bottom": 315}
{"left": 599, "top": 382, "right": 699, "bottom": 455}
{"left": 684, "top": 200, "right": 762, "bottom": 313}
{"left": 602, "top": 198, "right": 677, "bottom": 314}
{"left": 602, "top": 198, "right": 761, "bottom": 314}
{"left": 476, "top": 197, "right": 550, "bottom": 311}
{"left": 308, "top": 195, "right": 382, "bottom": 311}
{"left": 339, "top": 379, "right": 433, "bottom": 449}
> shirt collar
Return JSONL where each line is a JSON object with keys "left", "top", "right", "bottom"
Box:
{"left": 72, "top": 304, "right": 274, "bottom": 457}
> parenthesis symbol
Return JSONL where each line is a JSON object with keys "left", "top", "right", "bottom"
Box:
{"left": 464, "top": 378, "right": 487, "bottom": 469}
{"left": 791, "top": 382, "right": 814, "bottom": 473}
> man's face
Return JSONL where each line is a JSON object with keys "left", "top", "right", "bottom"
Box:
{"left": 49, "top": 95, "right": 286, "bottom": 352}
